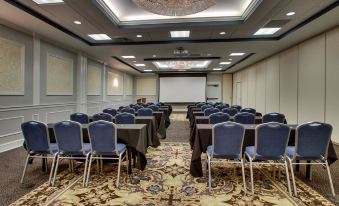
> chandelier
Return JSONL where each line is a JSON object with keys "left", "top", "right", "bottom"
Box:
{"left": 153, "top": 60, "right": 212, "bottom": 70}
{"left": 132, "top": 0, "right": 216, "bottom": 16}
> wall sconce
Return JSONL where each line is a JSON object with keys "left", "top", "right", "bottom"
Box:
{"left": 113, "top": 78, "right": 119, "bottom": 87}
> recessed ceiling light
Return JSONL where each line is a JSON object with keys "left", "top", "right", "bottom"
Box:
{"left": 170, "top": 31, "right": 190, "bottom": 38}
{"left": 254, "top": 27, "right": 281, "bottom": 35}
{"left": 133, "top": 61, "right": 137, "bottom": 63}
{"left": 213, "top": 68, "right": 222, "bottom": 71}
{"left": 135, "top": 64, "right": 146, "bottom": 67}
{"left": 220, "top": 62, "right": 231, "bottom": 65}
{"left": 73, "top": 20, "right": 81, "bottom": 25}
{"left": 136, "top": 34, "right": 143, "bottom": 38}
{"left": 88, "top": 34, "right": 111, "bottom": 41}
{"left": 228, "top": 58, "right": 233, "bottom": 61}
{"left": 32, "top": 0, "right": 64, "bottom": 4}
{"left": 144, "top": 69, "right": 152, "bottom": 72}
{"left": 286, "top": 11, "right": 295, "bottom": 16}
{"left": 230, "top": 53, "right": 245, "bottom": 56}
{"left": 207, "top": 53, "right": 212, "bottom": 56}
{"left": 121, "top": 56, "right": 135, "bottom": 59}
{"left": 219, "top": 32, "right": 226, "bottom": 35}
{"left": 152, "top": 54, "right": 157, "bottom": 58}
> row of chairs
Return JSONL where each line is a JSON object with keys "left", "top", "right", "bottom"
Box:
{"left": 203, "top": 106, "right": 256, "bottom": 116}
{"left": 21, "top": 120, "right": 128, "bottom": 188}
{"left": 206, "top": 121, "right": 335, "bottom": 197}
{"left": 207, "top": 112, "right": 285, "bottom": 124}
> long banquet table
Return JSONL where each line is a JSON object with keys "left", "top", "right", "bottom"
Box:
{"left": 189, "top": 124, "right": 338, "bottom": 178}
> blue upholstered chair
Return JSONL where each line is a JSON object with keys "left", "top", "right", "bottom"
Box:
{"left": 93, "top": 113, "right": 113, "bottom": 122}
{"left": 196, "top": 103, "right": 205, "bottom": 108}
{"left": 118, "top": 106, "right": 125, "bottom": 111}
{"left": 133, "top": 105, "right": 142, "bottom": 111}
{"left": 231, "top": 105, "right": 242, "bottom": 111}
{"left": 286, "top": 122, "right": 335, "bottom": 197}
{"left": 52, "top": 121, "right": 90, "bottom": 187}
{"left": 137, "top": 108, "right": 153, "bottom": 116}
{"left": 201, "top": 105, "right": 213, "bottom": 112}
{"left": 240, "top": 108, "right": 256, "bottom": 115}
{"left": 215, "top": 105, "right": 228, "bottom": 111}
{"left": 148, "top": 105, "right": 159, "bottom": 111}
{"left": 21, "top": 121, "right": 58, "bottom": 185}
{"left": 103, "top": 108, "right": 118, "bottom": 117}
{"left": 209, "top": 112, "right": 230, "bottom": 124}
{"left": 222, "top": 107, "right": 238, "bottom": 117}
{"left": 245, "top": 123, "right": 292, "bottom": 195}
{"left": 86, "top": 121, "right": 127, "bottom": 187}
{"left": 204, "top": 108, "right": 220, "bottom": 116}
{"left": 206, "top": 122, "right": 246, "bottom": 192}
{"left": 234, "top": 112, "right": 256, "bottom": 124}
{"left": 263, "top": 113, "right": 285, "bottom": 123}
{"left": 115, "top": 113, "right": 135, "bottom": 124}
{"left": 70, "top": 113, "right": 89, "bottom": 124}
{"left": 121, "top": 107, "right": 136, "bottom": 115}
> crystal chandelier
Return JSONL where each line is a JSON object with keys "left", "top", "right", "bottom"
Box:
{"left": 132, "top": 0, "right": 216, "bottom": 16}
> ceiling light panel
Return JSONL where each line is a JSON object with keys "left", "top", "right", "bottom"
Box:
{"left": 230, "top": 53, "right": 245, "bottom": 56}
{"left": 170, "top": 31, "right": 190, "bottom": 38}
{"left": 121, "top": 56, "right": 135, "bottom": 59}
{"left": 153, "top": 60, "right": 211, "bottom": 70}
{"left": 135, "top": 64, "right": 146, "bottom": 66}
{"left": 220, "top": 62, "right": 231, "bottom": 65}
{"left": 144, "top": 69, "right": 152, "bottom": 72}
{"left": 88, "top": 34, "right": 111, "bottom": 40}
{"left": 213, "top": 68, "right": 222, "bottom": 71}
{"left": 32, "top": 0, "right": 64, "bottom": 4}
{"left": 286, "top": 11, "right": 295, "bottom": 16}
{"left": 254, "top": 27, "right": 281, "bottom": 35}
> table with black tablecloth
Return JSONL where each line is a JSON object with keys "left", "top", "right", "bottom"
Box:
{"left": 47, "top": 123, "right": 149, "bottom": 171}
{"left": 151, "top": 112, "right": 167, "bottom": 139}
{"left": 189, "top": 124, "right": 338, "bottom": 178}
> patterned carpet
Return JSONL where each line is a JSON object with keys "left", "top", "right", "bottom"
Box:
{"left": 10, "top": 143, "right": 335, "bottom": 206}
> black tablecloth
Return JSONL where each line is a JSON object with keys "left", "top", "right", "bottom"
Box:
{"left": 47, "top": 123, "right": 149, "bottom": 170}
{"left": 189, "top": 124, "right": 338, "bottom": 177}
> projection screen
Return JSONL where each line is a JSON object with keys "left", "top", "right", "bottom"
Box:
{"left": 159, "top": 77, "right": 206, "bottom": 102}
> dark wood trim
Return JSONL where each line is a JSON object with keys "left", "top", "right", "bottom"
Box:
{"left": 224, "top": 53, "right": 255, "bottom": 71}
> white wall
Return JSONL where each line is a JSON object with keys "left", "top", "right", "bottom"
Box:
{"left": 233, "top": 26, "right": 339, "bottom": 144}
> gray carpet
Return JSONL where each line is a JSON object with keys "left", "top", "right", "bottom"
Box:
{"left": 0, "top": 113, "right": 338, "bottom": 205}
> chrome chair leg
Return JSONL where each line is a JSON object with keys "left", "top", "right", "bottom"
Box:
{"left": 241, "top": 159, "right": 247, "bottom": 194}
{"left": 325, "top": 160, "right": 336, "bottom": 198}
{"left": 48, "top": 153, "right": 58, "bottom": 186}
{"left": 249, "top": 158, "right": 254, "bottom": 194}
{"left": 52, "top": 156, "right": 61, "bottom": 186}
{"left": 20, "top": 154, "right": 31, "bottom": 184}
{"left": 116, "top": 154, "right": 122, "bottom": 188}
{"left": 288, "top": 158, "right": 297, "bottom": 196}
{"left": 82, "top": 153, "right": 90, "bottom": 187}
{"left": 208, "top": 157, "right": 212, "bottom": 192}
{"left": 86, "top": 155, "right": 94, "bottom": 187}
{"left": 284, "top": 160, "right": 292, "bottom": 196}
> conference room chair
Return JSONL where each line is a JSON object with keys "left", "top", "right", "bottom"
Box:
{"left": 201, "top": 105, "right": 213, "bottom": 112}
{"left": 115, "top": 113, "right": 135, "bottom": 124}
{"left": 121, "top": 107, "right": 136, "bottom": 115}
{"left": 263, "top": 113, "right": 286, "bottom": 123}
{"left": 86, "top": 120, "right": 127, "bottom": 187}
{"left": 240, "top": 108, "right": 256, "bottom": 115}
{"left": 52, "top": 121, "right": 90, "bottom": 187}
{"left": 196, "top": 103, "right": 205, "bottom": 108}
{"left": 244, "top": 123, "right": 292, "bottom": 195}
{"left": 93, "top": 113, "right": 113, "bottom": 122}
{"left": 206, "top": 122, "right": 247, "bottom": 192}
{"left": 70, "top": 113, "right": 89, "bottom": 124}
{"left": 118, "top": 106, "right": 125, "bottom": 111}
{"left": 286, "top": 122, "right": 335, "bottom": 197}
{"left": 215, "top": 105, "right": 228, "bottom": 111}
{"left": 224, "top": 104, "right": 230, "bottom": 107}
{"left": 132, "top": 105, "right": 142, "bottom": 111}
{"left": 20, "top": 121, "right": 58, "bottom": 185}
{"left": 148, "top": 105, "right": 159, "bottom": 111}
{"left": 222, "top": 107, "right": 238, "bottom": 117}
{"left": 208, "top": 112, "right": 230, "bottom": 124}
{"left": 103, "top": 108, "right": 118, "bottom": 117}
{"left": 204, "top": 108, "right": 220, "bottom": 116}
{"left": 234, "top": 112, "right": 256, "bottom": 124}
{"left": 137, "top": 108, "right": 153, "bottom": 116}
{"left": 231, "top": 105, "right": 242, "bottom": 111}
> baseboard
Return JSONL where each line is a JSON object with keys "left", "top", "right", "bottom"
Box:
{"left": 0, "top": 139, "right": 24, "bottom": 153}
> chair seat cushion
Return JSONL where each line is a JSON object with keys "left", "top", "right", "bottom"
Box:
{"left": 92, "top": 143, "right": 127, "bottom": 156}
{"left": 286, "top": 146, "right": 324, "bottom": 161}
{"left": 245, "top": 146, "right": 283, "bottom": 161}
{"left": 207, "top": 145, "right": 240, "bottom": 159}
{"left": 50, "top": 143, "right": 58, "bottom": 154}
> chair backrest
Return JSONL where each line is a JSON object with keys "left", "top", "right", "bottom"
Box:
{"left": 21, "top": 121, "right": 51, "bottom": 154}
{"left": 222, "top": 107, "right": 238, "bottom": 116}
{"left": 137, "top": 108, "right": 153, "bottom": 116}
{"left": 209, "top": 112, "right": 230, "bottom": 124}
{"left": 102, "top": 108, "right": 118, "bottom": 117}
{"left": 215, "top": 105, "right": 226, "bottom": 111}
{"left": 211, "top": 122, "right": 245, "bottom": 159}
{"left": 88, "top": 120, "right": 119, "bottom": 156}
{"left": 204, "top": 108, "right": 220, "bottom": 116}
{"left": 263, "top": 113, "right": 285, "bottom": 123}
{"left": 93, "top": 113, "right": 113, "bottom": 122}
{"left": 70, "top": 113, "right": 89, "bottom": 124}
{"left": 115, "top": 112, "right": 135, "bottom": 124}
{"left": 240, "top": 108, "right": 256, "bottom": 115}
{"left": 201, "top": 105, "right": 213, "bottom": 112}
{"left": 234, "top": 112, "right": 256, "bottom": 124}
{"left": 132, "top": 105, "right": 142, "bottom": 111}
{"left": 196, "top": 103, "right": 205, "bottom": 108}
{"left": 231, "top": 105, "right": 242, "bottom": 111}
{"left": 121, "top": 107, "right": 136, "bottom": 115}
{"left": 118, "top": 106, "right": 125, "bottom": 111}
{"left": 148, "top": 105, "right": 159, "bottom": 111}
{"left": 254, "top": 123, "right": 290, "bottom": 160}
{"left": 295, "top": 122, "right": 332, "bottom": 160}
{"left": 54, "top": 121, "right": 84, "bottom": 155}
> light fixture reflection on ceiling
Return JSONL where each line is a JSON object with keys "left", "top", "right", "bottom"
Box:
{"left": 32, "top": 0, "right": 64, "bottom": 4}
{"left": 254, "top": 27, "right": 281, "bottom": 35}
{"left": 220, "top": 62, "right": 231, "bottom": 65}
{"left": 219, "top": 32, "right": 226, "bottom": 35}
{"left": 88, "top": 34, "right": 111, "bottom": 40}
{"left": 286, "top": 11, "right": 295, "bottom": 16}
{"left": 230, "top": 53, "right": 245, "bottom": 56}
{"left": 213, "top": 68, "right": 222, "bottom": 71}
{"left": 122, "top": 56, "right": 135, "bottom": 59}
{"left": 135, "top": 64, "right": 146, "bottom": 66}
{"left": 132, "top": 0, "right": 216, "bottom": 16}
{"left": 144, "top": 69, "right": 152, "bottom": 72}
{"left": 170, "top": 31, "right": 190, "bottom": 38}
{"left": 153, "top": 60, "right": 211, "bottom": 70}
{"left": 73, "top": 20, "right": 81, "bottom": 25}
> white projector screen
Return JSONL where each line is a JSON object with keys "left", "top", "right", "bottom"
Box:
{"left": 159, "top": 77, "right": 206, "bottom": 102}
